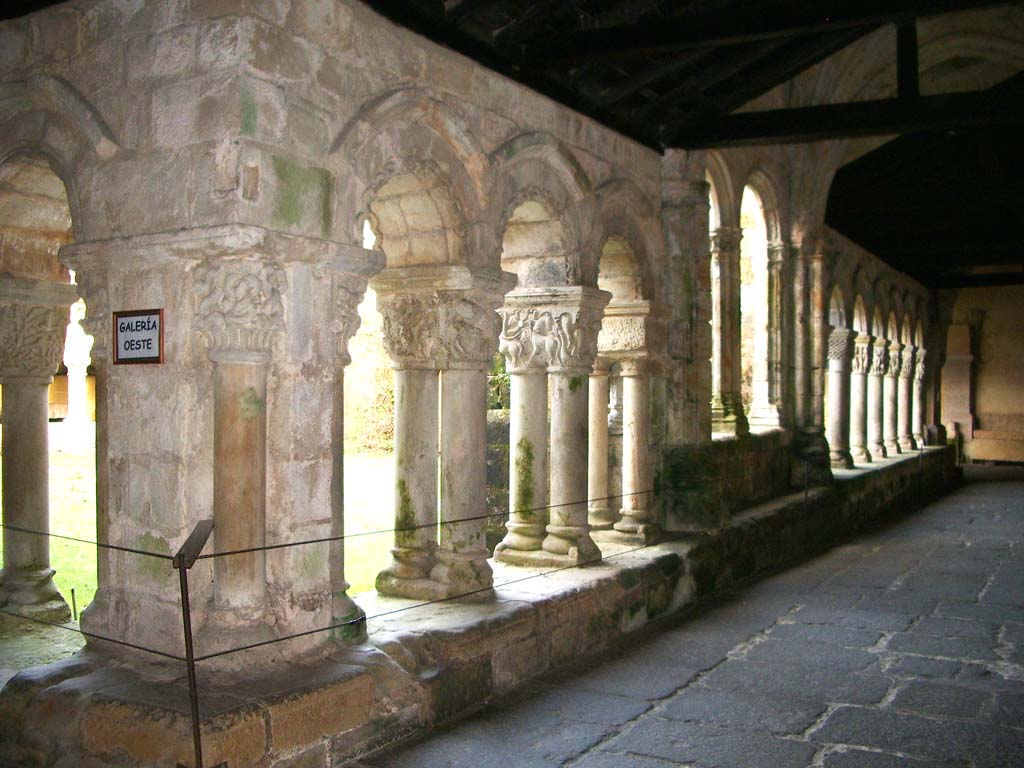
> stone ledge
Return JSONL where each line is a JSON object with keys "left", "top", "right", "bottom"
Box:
{"left": 0, "top": 447, "right": 958, "bottom": 768}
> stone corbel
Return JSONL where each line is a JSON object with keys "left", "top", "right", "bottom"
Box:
{"left": 0, "top": 275, "right": 78, "bottom": 382}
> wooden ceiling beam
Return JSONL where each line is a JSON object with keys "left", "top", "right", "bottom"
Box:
{"left": 671, "top": 89, "right": 1024, "bottom": 148}
{"left": 529, "top": 0, "right": 1013, "bottom": 65}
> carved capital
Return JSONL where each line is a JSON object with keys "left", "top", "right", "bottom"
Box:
{"left": 710, "top": 226, "right": 741, "bottom": 257}
{"left": 326, "top": 272, "right": 369, "bottom": 367}
{"left": 900, "top": 346, "right": 916, "bottom": 380}
{"left": 660, "top": 178, "right": 709, "bottom": 210}
{"left": 869, "top": 340, "right": 890, "bottom": 376}
{"left": 827, "top": 328, "right": 856, "bottom": 363}
{"left": 618, "top": 356, "right": 650, "bottom": 377}
{"left": 851, "top": 335, "right": 873, "bottom": 375}
{"left": 887, "top": 343, "right": 904, "bottom": 378}
{"left": 914, "top": 349, "right": 927, "bottom": 382}
{"left": 0, "top": 275, "right": 77, "bottom": 382}
{"left": 193, "top": 259, "right": 286, "bottom": 363}
{"left": 499, "top": 287, "right": 610, "bottom": 374}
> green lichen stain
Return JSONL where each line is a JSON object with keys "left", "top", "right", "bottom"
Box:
{"left": 396, "top": 479, "right": 415, "bottom": 546}
{"left": 514, "top": 437, "right": 534, "bottom": 515}
{"left": 241, "top": 86, "right": 257, "bottom": 137}
{"left": 330, "top": 599, "right": 367, "bottom": 642}
{"left": 271, "top": 155, "right": 333, "bottom": 237}
{"left": 239, "top": 387, "right": 265, "bottom": 418}
{"left": 137, "top": 533, "right": 171, "bottom": 579}
{"left": 568, "top": 376, "right": 584, "bottom": 393}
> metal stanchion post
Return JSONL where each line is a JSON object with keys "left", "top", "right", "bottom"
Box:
{"left": 173, "top": 519, "right": 214, "bottom": 768}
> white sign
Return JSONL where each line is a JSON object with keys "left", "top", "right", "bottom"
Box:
{"left": 113, "top": 309, "right": 163, "bottom": 365}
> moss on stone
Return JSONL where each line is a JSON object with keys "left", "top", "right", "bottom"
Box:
{"left": 396, "top": 479, "right": 415, "bottom": 546}
{"left": 239, "top": 387, "right": 265, "bottom": 418}
{"left": 568, "top": 375, "right": 583, "bottom": 393}
{"left": 514, "top": 437, "right": 534, "bottom": 515}
{"left": 136, "top": 533, "right": 171, "bottom": 579}
{"left": 240, "top": 86, "right": 257, "bottom": 137}
{"left": 271, "top": 155, "right": 332, "bottom": 236}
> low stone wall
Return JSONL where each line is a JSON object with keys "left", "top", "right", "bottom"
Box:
{"left": 0, "top": 448, "right": 958, "bottom": 768}
{"left": 658, "top": 429, "right": 792, "bottom": 532}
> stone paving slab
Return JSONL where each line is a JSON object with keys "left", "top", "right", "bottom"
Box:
{"left": 352, "top": 466, "right": 1024, "bottom": 768}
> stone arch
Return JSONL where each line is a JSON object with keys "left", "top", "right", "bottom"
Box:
{"left": 829, "top": 284, "right": 849, "bottom": 329}
{"left": 0, "top": 76, "right": 121, "bottom": 242}
{"left": 489, "top": 132, "right": 595, "bottom": 287}
{"left": 329, "top": 87, "right": 492, "bottom": 266}
{"left": 852, "top": 295, "right": 869, "bottom": 334}
{"left": 593, "top": 178, "right": 661, "bottom": 303}
{"left": 705, "top": 150, "right": 738, "bottom": 228}
{"left": 871, "top": 306, "right": 885, "bottom": 339}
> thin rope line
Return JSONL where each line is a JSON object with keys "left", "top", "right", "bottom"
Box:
{"left": 0, "top": 609, "right": 186, "bottom": 661}
{"left": 0, "top": 524, "right": 174, "bottom": 560}
{"left": 193, "top": 540, "right": 655, "bottom": 662}
{"left": 198, "top": 488, "right": 658, "bottom": 560}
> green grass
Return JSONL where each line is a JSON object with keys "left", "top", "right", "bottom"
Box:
{"left": 0, "top": 424, "right": 395, "bottom": 614}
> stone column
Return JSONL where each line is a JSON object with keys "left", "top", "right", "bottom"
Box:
{"left": 791, "top": 243, "right": 810, "bottom": 430}
{"left": 614, "top": 357, "right": 660, "bottom": 543}
{"left": 827, "top": 328, "right": 856, "bottom": 469}
{"left": 848, "top": 334, "right": 873, "bottom": 464}
{"left": 0, "top": 275, "right": 77, "bottom": 621}
{"left": 587, "top": 358, "right": 613, "bottom": 531}
{"left": 710, "top": 227, "right": 749, "bottom": 436}
{"left": 884, "top": 341, "right": 903, "bottom": 454}
{"left": 749, "top": 241, "right": 785, "bottom": 429}
{"left": 867, "top": 338, "right": 889, "bottom": 460}
{"left": 434, "top": 284, "right": 508, "bottom": 596}
{"left": 912, "top": 349, "right": 926, "bottom": 447}
{"left": 495, "top": 307, "right": 550, "bottom": 557}
{"left": 898, "top": 345, "right": 917, "bottom": 451}
{"left": 193, "top": 259, "right": 285, "bottom": 627}
{"left": 327, "top": 272, "right": 372, "bottom": 641}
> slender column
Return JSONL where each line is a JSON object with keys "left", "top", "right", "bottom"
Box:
{"left": 912, "top": 349, "right": 927, "bottom": 447}
{"left": 614, "top": 357, "right": 660, "bottom": 543}
{"left": 0, "top": 276, "right": 77, "bottom": 620}
{"left": 884, "top": 341, "right": 903, "bottom": 454}
{"left": 328, "top": 273, "right": 371, "bottom": 641}
{"left": 710, "top": 227, "right": 749, "bottom": 436}
{"left": 587, "top": 359, "right": 614, "bottom": 530}
{"left": 849, "top": 334, "right": 873, "bottom": 464}
{"left": 496, "top": 367, "right": 548, "bottom": 553}
{"left": 194, "top": 260, "right": 284, "bottom": 623}
{"left": 867, "top": 338, "right": 889, "bottom": 460}
{"left": 827, "top": 328, "right": 856, "bottom": 469}
{"left": 749, "top": 241, "right": 785, "bottom": 428}
{"left": 791, "top": 245, "right": 810, "bottom": 429}
{"left": 898, "top": 345, "right": 917, "bottom": 451}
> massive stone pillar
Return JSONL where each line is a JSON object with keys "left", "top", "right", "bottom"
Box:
{"left": 193, "top": 259, "right": 284, "bottom": 631}
{"left": 884, "top": 341, "right": 903, "bottom": 455}
{"left": 898, "top": 345, "right": 918, "bottom": 451}
{"left": 659, "top": 167, "right": 711, "bottom": 445}
{"left": 614, "top": 357, "right": 659, "bottom": 543}
{"left": 826, "top": 328, "right": 856, "bottom": 469}
{"left": 376, "top": 268, "right": 511, "bottom": 596}
{"left": 0, "top": 276, "right": 77, "bottom": 621}
{"left": 710, "top": 227, "right": 749, "bottom": 436}
{"left": 912, "top": 349, "right": 926, "bottom": 447}
{"left": 867, "top": 338, "right": 889, "bottom": 460}
{"left": 586, "top": 358, "right": 613, "bottom": 531}
{"left": 849, "top": 334, "right": 873, "bottom": 464}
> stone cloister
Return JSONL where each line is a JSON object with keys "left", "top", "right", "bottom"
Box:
{"left": 0, "top": 2, "right": 1019, "bottom": 766}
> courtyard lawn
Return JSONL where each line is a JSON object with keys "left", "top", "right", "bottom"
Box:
{"left": 0, "top": 423, "right": 395, "bottom": 617}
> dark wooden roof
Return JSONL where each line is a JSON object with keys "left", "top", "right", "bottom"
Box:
{"left": 4, "top": 0, "right": 1022, "bottom": 286}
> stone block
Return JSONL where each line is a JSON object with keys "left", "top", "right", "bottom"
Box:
{"left": 491, "top": 635, "right": 549, "bottom": 693}
{"left": 128, "top": 24, "right": 198, "bottom": 81}
{"left": 267, "top": 671, "right": 373, "bottom": 753}
{"left": 81, "top": 699, "right": 266, "bottom": 767}
{"left": 420, "top": 656, "right": 493, "bottom": 723}
{"left": 288, "top": 0, "right": 354, "bottom": 48}
{"left": 197, "top": 17, "right": 246, "bottom": 72}
{"left": 29, "top": 6, "right": 82, "bottom": 62}
{"left": 248, "top": 20, "right": 314, "bottom": 83}
{"left": 0, "top": 21, "right": 30, "bottom": 72}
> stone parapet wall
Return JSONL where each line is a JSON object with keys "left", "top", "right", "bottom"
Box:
{"left": 0, "top": 448, "right": 958, "bottom": 768}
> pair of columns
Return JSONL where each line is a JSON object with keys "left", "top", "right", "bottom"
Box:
{"left": 710, "top": 227, "right": 749, "bottom": 436}
{"left": 588, "top": 357, "right": 659, "bottom": 545}
{"left": 492, "top": 287, "right": 612, "bottom": 568}
{"left": 0, "top": 275, "right": 79, "bottom": 621}
{"left": 826, "top": 328, "right": 925, "bottom": 468}
{"left": 373, "top": 268, "right": 515, "bottom": 599}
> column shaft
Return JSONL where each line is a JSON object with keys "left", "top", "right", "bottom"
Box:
{"left": 867, "top": 341, "right": 888, "bottom": 460}
{"left": 376, "top": 368, "right": 440, "bottom": 596}
{"left": 543, "top": 372, "right": 600, "bottom": 562}
{"left": 849, "top": 336, "right": 872, "bottom": 464}
{"left": 912, "top": 350, "right": 927, "bottom": 446}
{"left": 615, "top": 364, "right": 659, "bottom": 543}
{"left": 435, "top": 367, "right": 493, "bottom": 593}
{"left": 213, "top": 362, "right": 268, "bottom": 612}
{"left": 711, "top": 228, "right": 748, "bottom": 436}
{"left": 884, "top": 343, "right": 902, "bottom": 454}
{"left": 898, "top": 347, "right": 917, "bottom": 451}
{"left": 587, "top": 369, "right": 614, "bottom": 530}
{"left": 496, "top": 371, "right": 549, "bottom": 555}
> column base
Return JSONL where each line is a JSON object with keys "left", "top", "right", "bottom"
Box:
{"left": 869, "top": 442, "right": 887, "bottom": 460}
{"left": 711, "top": 396, "right": 750, "bottom": 437}
{"left": 494, "top": 544, "right": 602, "bottom": 569}
{"left": 430, "top": 550, "right": 494, "bottom": 596}
{"left": 587, "top": 505, "right": 618, "bottom": 531}
{"left": 330, "top": 592, "right": 368, "bottom": 644}
{"left": 375, "top": 572, "right": 451, "bottom": 601}
{"left": 791, "top": 430, "right": 833, "bottom": 487}
{"left": 542, "top": 526, "right": 601, "bottom": 564}
{"left": 912, "top": 431, "right": 925, "bottom": 447}
{"left": 0, "top": 567, "right": 71, "bottom": 623}
{"left": 593, "top": 521, "right": 662, "bottom": 547}
{"left": 884, "top": 439, "right": 902, "bottom": 455}
{"left": 899, "top": 436, "right": 918, "bottom": 451}
{"left": 850, "top": 445, "right": 872, "bottom": 464}
{"left": 830, "top": 450, "right": 854, "bottom": 469}
{"left": 495, "top": 520, "right": 545, "bottom": 554}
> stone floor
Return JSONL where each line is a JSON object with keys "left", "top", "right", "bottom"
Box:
{"left": 352, "top": 465, "right": 1024, "bottom": 768}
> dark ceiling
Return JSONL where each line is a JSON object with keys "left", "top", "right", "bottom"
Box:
{"left": 4, "top": 0, "right": 1022, "bottom": 286}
